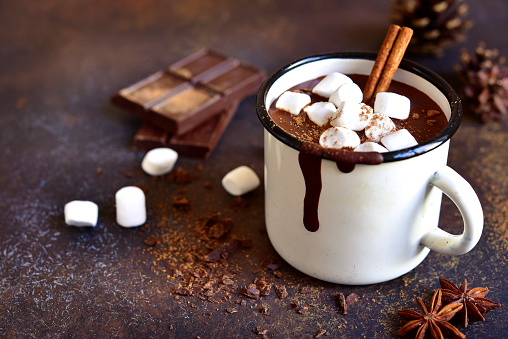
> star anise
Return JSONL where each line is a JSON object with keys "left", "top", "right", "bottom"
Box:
{"left": 397, "top": 289, "right": 465, "bottom": 339}
{"left": 439, "top": 277, "right": 501, "bottom": 328}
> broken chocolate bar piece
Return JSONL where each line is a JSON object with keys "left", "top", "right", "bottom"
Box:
{"left": 111, "top": 48, "right": 265, "bottom": 135}
{"left": 132, "top": 102, "right": 239, "bottom": 158}
{"left": 169, "top": 48, "right": 237, "bottom": 83}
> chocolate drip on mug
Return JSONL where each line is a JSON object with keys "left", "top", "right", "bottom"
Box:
{"left": 299, "top": 142, "right": 384, "bottom": 232}
{"left": 299, "top": 142, "right": 323, "bottom": 232}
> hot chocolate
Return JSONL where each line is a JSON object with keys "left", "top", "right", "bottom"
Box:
{"left": 268, "top": 73, "right": 448, "bottom": 147}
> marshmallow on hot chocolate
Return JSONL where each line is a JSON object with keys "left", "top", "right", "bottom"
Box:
{"left": 115, "top": 186, "right": 146, "bottom": 228}
{"left": 374, "top": 92, "right": 411, "bottom": 120}
{"left": 319, "top": 126, "right": 361, "bottom": 149}
{"left": 330, "top": 102, "right": 372, "bottom": 131}
{"left": 141, "top": 147, "right": 178, "bottom": 176}
{"left": 329, "top": 82, "right": 363, "bottom": 109}
{"left": 364, "top": 113, "right": 397, "bottom": 142}
{"left": 222, "top": 165, "right": 260, "bottom": 196}
{"left": 381, "top": 129, "right": 418, "bottom": 151}
{"left": 64, "top": 200, "right": 99, "bottom": 227}
{"left": 312, "top": 72, "right": 353, "bottom": 98}
{"left": 354, "top": 142, "right": 389, "bottom": 153}
{"left": 303, "top": 102, "right": 337, "bottom": 126}
{"left": 275, "top": 91, "right": 311, "bottom": 115}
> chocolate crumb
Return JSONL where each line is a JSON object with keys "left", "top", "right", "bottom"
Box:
{"left": 169, "top": 325, "right": 174, "bottom": 330}
{"left": 336, "top": 293, "right": 347, "bottom": 314}
{"left": 168, "top": 167, "right": 196, "bottom": 184}
{"left": 173, "top": 196, "right": 191, "bottom": 210}
{"left": 274, "top": 284, "right": 288, "bottom": 299}
{"left": 273, "top": 270, "right": 283, "bottom": 278}
{"left": 244, "top": 284, "right": 260, "bottom": 300}
{"left": 230, "top": 196, "right": 248, "bottom": 211}
{"left": 427, "top": 109, "right": 441, "bottom": 117}
{"left": 252, "top": 327, "right": 268, "bottom": 335}
{"left": 202, "top": 239, "right": 241, "bottom": 263}
{"left": 314, "top": 329, "right": 327, "bottom": 338}
{"left": 346, "top": 293, "right": 359, "bottom": 305}
{"left": 266, "top": 264, "right": 280, "bottom": 271}
{"left": 96, "top": 167, "right": 103, "bottom": 175}
{"left": 225, "top": 308, "right": 238, "bottom": 314}
{"left": 427, "top": 119, "right": 437, "bottom": 126}
{"left": 260, "top": 255, "right": 273, "bottom": 267}
{"left": 260, "top": 306, "right": 269, "bottom": 315}
{"left": 298, "top": 307, "right": 309, "bottom": 314}
{"left": 411, "top": 113, "right": 419, "bottom": 119}
{"left": 203, "top": 181, "right": 213, "bottom": 190}
{"left": 144, "top": 236, "right": 157, "bottom": 247}
{"left": 299, "top": 286, "right": 312, "bottom": 294}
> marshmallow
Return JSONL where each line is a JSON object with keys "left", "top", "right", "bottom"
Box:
{"left": 381, "top": 129, "right": 418, "bottom": 151}
{"left": 303, "top": 102, "right": 337, "bottom": 126}
{"left": 330, "top": 102, "right": 372, "bottom": 131}
{"left": 354, "top": 142, "right": 389, "bottom": 153}
{"left": 364, "top": 113, "right": 397, "bottom": 142}
{"left": 275, "top": 91, "right": 311, "bottom": 115}
{"left": 222, "top": 166, "right": 260, "bottom": 196}
{"left": 64, "top": 200, "right": 98, "bottom": 227}
{"left": 141, "top": 147, "right": 178, "bottom": 176}
{"left": 329, "top": 82, "right": 363, "bottom": 109}
{"left": 312, "top": 72, "right": 353, "bottom": 98}
{"left": 319, "top": 126, "right": 360, "bottom": 149}
{"left": 115, "top": 186, "right": 146, "bottom": 228}
{"left": 374, "top": 92, "right": 411, "bottom": 120}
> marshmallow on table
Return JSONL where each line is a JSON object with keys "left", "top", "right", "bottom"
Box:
{"left": 330, "top": 102, "right": 372, "bottom": 131}
{"left": 364, "top": 113, "right": 397, "bottom": 142}
{"left": 374, "top": 92, "right": 411, "bottom": 120}
{"left": 275, "top": 91, "right": 311, "bottom": 115}
{"left": 141, "top": 147, "right": 178, "bottom": 176}
{"left": 381, "top": 129, "right": 418, "bottom": 151}
{"left": 354, "top": 142, "right": 389, "bottom": 153}
{"left": 64, "top": 200, "right": 98, "bottom": 227}
{"left": 303, "top": 102, "right": 337, "bottom": 126}
{"left": 312, "top": 72, "right": 353, "bottom": 98}
{"left": 115, "top": 186, "right": 146, "bottom": 228}
{"left": 319, "top": 126, "right": 360, "bottom": 149}
{"left": 222, "top": 165, "right": 260, "bottom": 196}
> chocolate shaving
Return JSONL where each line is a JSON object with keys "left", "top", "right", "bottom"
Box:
{"left": 144, "top": 236, "right": 157, "bottom": 247}
{"left": 201, "top": 239, "right": 241, "bottom": 263}
{"left": 336, "top": 293, "right": 347, "bottom": 314}
{"left": 252, "top": 327, "right": 268, "bottom": 335}
{"left": 274, "top": 284, "right": 288, "bottom": 299}
{"left": 346, "top": 293, "right": 359, "bottom": 305}
{"left": 314, "top": 329, "right": 328, "bottom": 338}
{"left": 244, "top": 284, "right": 260, "bottom": 300}
{"left": 173, "top": 196, "right": 191, "bottom": 210}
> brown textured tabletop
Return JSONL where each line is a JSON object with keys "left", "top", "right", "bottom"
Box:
{"left": 0, "top": 1, "right": 506, "bottom": 338}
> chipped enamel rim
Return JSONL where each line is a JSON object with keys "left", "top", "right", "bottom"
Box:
{"left": 256, "top": 52, "right": 462, "bottom": 163}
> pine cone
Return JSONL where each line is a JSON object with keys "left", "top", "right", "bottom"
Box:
{"left": 391, "top": 0, "right": 473, "bottom": 56}
{"left": 456, "top": 42, "right": 508, "bottom": 123}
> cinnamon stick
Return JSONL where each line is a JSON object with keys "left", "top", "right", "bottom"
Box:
{"left": 363, "top": 24, "right": 401, "bottom": 105}
{"left": 370, "top": 27, "right": 413, "bottom": 101}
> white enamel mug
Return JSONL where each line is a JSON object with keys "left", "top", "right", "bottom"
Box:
{"left": 256, "top": 52, "right": 483, "bottom": 285}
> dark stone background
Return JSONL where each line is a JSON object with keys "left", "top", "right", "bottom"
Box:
{"left": 1, "top": 1, "right": 506, "bottom": 337}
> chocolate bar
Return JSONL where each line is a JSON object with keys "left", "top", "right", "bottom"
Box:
{"left": 132, "top": 102, "right": 239, "bottom": 158}
{"left": 111, "top": 48, "right": 266, "bottom": 135}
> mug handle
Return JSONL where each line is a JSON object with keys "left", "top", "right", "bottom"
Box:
{"left": 421, "top": 166, "right": 483, "bottom": 255}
